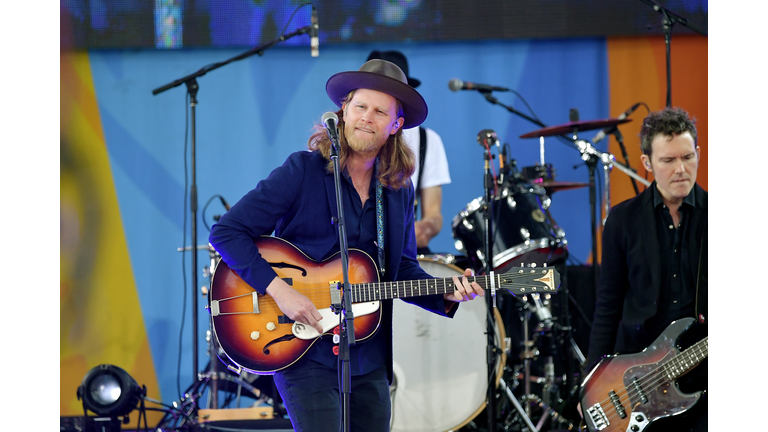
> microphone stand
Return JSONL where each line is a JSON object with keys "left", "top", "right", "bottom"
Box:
{"left": 152, "top": 23, "right": 313, "bottom": 389}
{"left": 481, "top": 149, "right": 498, "bottom": 432}
{"left": 480, "top": 143, "right": 540, "bottom": 432}
{"left": 636, "top": 0, "right": 708, "bottom": 107}
{"left": 326, "top": 131, "right": 355, "bottom": 432}
{"left": 611, "top": 129, "right": 640, "bottom": 195}
{"left": 480, "top": 92, "right": 577, "bottom": 150}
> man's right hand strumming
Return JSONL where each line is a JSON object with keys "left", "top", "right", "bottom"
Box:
{"left": 266, "top": 276, "right": 325, "bottom": 334}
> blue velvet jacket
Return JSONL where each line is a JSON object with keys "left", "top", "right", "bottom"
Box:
{"left": 209, "top": 150, "right": 455, "bottom": 382}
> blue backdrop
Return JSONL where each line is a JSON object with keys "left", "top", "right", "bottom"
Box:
{"left": 88, "top": 38, "right": 608, "bottom": 402}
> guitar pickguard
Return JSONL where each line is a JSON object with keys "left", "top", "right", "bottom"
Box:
{"left": 292, "top": 301, "right": 381, "bottom": 340}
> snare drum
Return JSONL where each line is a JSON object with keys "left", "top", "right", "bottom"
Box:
{"left": 452, "top": 183, "right": 567, "bottom": 273}
{"left": 390, "top": 255, "right": 506, "bottom": 432}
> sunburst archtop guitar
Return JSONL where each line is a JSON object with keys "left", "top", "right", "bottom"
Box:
{"left": 209, "top": 236, "right": 560, "bottom": 375}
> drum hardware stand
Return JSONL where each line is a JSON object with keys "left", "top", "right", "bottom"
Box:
{"left": 574, "top": 140, "right": 651, "bottom": 220}
{"left": 478, "top": 129, "right": 539, "bottom": 432}
{"left": 480, "top": 131, "right": 500, "bottom": 432}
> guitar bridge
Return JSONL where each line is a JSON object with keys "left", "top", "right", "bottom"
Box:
{"left": 586, "top": 403, "right": 609, "bottom": 431}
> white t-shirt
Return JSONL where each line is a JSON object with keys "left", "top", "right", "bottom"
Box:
{"left": 402, "top": 126, "right": 451, "bottom": 193}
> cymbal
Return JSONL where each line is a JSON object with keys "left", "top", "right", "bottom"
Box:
{"left": 519, "top": 118, "right": 632, "bottom": 139}
{"left": 536, "top": 181, "right": 591, "bottom": 193}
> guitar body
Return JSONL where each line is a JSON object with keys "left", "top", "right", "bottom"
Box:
{"left": 580, "top": 318, "right": 705, "bottom": 432}
{"left": 209, "top": 236, "right": 381, "bottom": 375}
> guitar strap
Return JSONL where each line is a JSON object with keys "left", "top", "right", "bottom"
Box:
{"left": 414, "top": 126, "right": 427, "bottom": 218}
{"left": 375, "top": 158, "right": 386, "bottom": 277}
{"left": 695, "top": 226, "right": 707, "bottom": 324}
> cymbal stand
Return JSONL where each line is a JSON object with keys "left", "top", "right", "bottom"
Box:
{"left": 480, "top": 135, "right": 499, "bottom": 432}
{"left": 508, "top": 282, "right": 584, "bottom": 432}
{"left": 498, "top": 380, "right": 539, "bottom": 432}
{"left": 530, "top": 293, "right": 555, "bottom": 408}
{"left": 202, "top": 245, "right": 221, "bottom": 409}
{"left": 476, "top": 130, "right": 539, "bottom": 432}
{"left": 575, "top": 139, "right": 651, "bottom": 222}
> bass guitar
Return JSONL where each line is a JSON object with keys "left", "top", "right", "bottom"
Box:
{"left": 209, "top": 236, "right": 560, "bottom": 375}
{"left": 579, "top": 317, "right": 707, "bottom": 432}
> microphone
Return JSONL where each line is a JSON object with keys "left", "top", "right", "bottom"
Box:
{"left": 310, "top": 5, "right": 319, "bottom": 57}
{"left": 322, "top": 112, "right": 340, "bottom": 144}
{"left": 591, "top": 102, "right": 641, "bottom": 144}
{"left": 309, "top": 4, "right": 320, "bottom": 57}
{"left": 449, "top": 78, "right": 509, "bottom": 93}
{"left": 477, "top": 129, "right": 499, "bottom": 148}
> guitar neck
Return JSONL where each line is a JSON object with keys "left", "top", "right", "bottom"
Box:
{"left": 664, "top": 336, "right": 708, "bottom": 380}
{"left": 349, "top": 268, "right": 558, "bottom": 302}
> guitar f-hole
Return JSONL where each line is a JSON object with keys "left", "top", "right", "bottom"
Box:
{"left": 269, "top": 261, "right": 307, "bottom": 277}
{"left": 262, "top": 334, "right": 297, "bottom": 355}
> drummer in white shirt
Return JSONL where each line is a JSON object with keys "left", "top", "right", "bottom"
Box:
{"left": 367, "top": 50, "right": 452, "bottom": 255}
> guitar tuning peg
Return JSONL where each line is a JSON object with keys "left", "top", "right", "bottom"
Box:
{"left": 543, "top": 263, "right": 547, "bottom": 267}
{"left": 530, "top": 263, "right": 537, "bottom": 268}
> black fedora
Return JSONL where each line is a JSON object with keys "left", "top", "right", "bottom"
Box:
{"left": 367, "top": 50, "right": 421, "bottom": 88}
{"left": 326, "top": 59, "right": 428, "bottom": 129}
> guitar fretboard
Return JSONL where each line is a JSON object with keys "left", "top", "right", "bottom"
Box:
{"left": 663, "top": 337, "right": 708, "bottom": 380}
{"left": 348, "top": 268, "right": 557, "bottom": 302}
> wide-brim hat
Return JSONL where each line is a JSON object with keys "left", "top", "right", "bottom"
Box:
{"left": 367, "top": 50, "right": 421, "bottom": 88}
{"left": 326, "top": 59, "right": 428, "bottom": 129}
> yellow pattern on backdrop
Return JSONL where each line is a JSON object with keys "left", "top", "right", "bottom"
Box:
{"left": 60, "top": 51, "right": 161, "bottom": 423}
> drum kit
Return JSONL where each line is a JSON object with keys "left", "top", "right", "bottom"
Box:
{"left": 391, "top": 116, "right": 645, "bottom": 432}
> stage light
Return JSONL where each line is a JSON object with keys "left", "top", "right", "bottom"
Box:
{"left": 77, "top": 364, "right": 145, "bottom": 418}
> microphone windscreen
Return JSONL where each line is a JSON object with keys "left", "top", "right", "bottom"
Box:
{"left": 321, "top": 111, "right": 338, "bottom": 125}
{"left": 448, "top": 79, "right": 463, "bottom": 92}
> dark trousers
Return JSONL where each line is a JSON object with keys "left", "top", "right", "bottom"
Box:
{"left": 273, "top": 359, "right": 391, "bottom": 432}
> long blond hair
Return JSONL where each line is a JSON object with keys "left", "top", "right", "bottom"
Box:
{"left": 307, "top": 90, "right": 415, "bottom": 190}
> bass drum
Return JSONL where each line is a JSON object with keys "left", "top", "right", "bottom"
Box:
{"left": 390, "top": 255, "right": 506, "bottom": 432}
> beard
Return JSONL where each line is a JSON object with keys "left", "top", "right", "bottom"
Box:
{"left": 344, "top": 123, "right": 387, "bottom": 154}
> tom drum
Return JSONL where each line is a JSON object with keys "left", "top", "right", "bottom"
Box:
{"left": 452, "top": 182, "right": 567, "bottom": 273}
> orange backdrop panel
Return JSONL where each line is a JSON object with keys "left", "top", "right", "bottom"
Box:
{"left": 597, "top": 34, "right": 707, "bottom": 263}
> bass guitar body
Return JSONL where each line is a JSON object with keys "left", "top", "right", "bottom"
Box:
{"left": 580, "top": 317, "right": 707, "bottom": 432}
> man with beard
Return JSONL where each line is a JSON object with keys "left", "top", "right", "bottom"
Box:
{"left": 209, "top": 59, "right": 484, "bottom": 432}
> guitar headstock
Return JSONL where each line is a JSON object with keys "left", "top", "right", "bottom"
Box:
{"left": 497, "top": 264, "right": 560, "bottom": 295}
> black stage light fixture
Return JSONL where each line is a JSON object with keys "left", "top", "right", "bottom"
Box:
{"left": 77, "top": 364, "right": 145, "bottom": 418}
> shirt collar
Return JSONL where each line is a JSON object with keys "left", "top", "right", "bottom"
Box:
{"left": 652, "top": 182, "right": 696, "bottom": 209}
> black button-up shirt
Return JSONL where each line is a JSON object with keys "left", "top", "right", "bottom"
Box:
{"left": 645, "top": 186, "right": 697, "bottom": 337}
{"left": 305, "top": 169, "right": 386, "bottom": 375}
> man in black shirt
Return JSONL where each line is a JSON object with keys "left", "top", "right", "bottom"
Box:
{"left": 586, "top": 106, "right": 707, "bottom": 431}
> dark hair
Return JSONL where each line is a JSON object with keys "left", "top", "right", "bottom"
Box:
{"left": 307, "top": 90, "right": 414, "bottom": 190}
{"left": 639, "top": 107, "right": 697, "bottom": 156}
